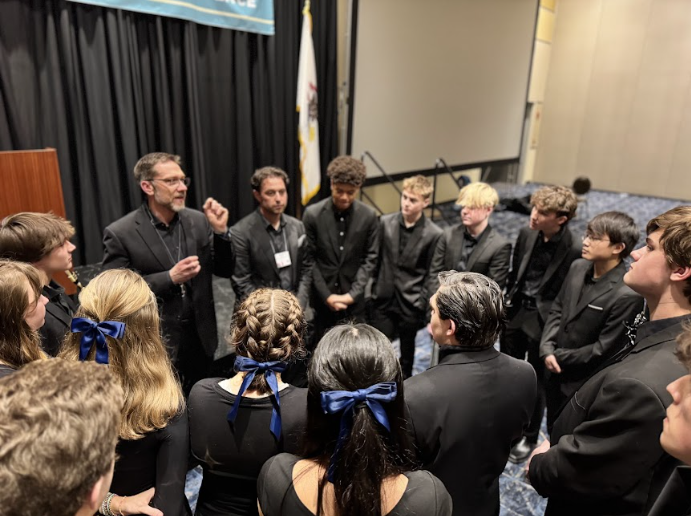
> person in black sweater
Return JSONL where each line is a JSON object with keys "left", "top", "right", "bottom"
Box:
{"left": 0, "top": 212, "right": 78, "bottom": 356}
{"left": 189, "top": 288, "right": 308, "bottom": 516}
{"left": 0, "top": 259, "right": 47, "bottom": 379}
{"left": 61, "top": 269, "right": 188, "bottom": 516}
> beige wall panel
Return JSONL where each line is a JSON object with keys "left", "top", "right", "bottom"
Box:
{"left": 640, "top": 0, "right": 691, "bottom": 75}
{"left": 666, "top": 89, "right": 691, "bottom": 199}
{"left": 618, "top": 73, "right": 691, "bottom": 197}
{"left": 589, "top": 0, "right": 651, "bottom": 75}
{"left": 536, "top": 7, "right": 556, "bottom": 43}
{"left": 534, "top": 0, "right": 602, "bottom": 186}
{"left": 528, "top": 41, "right": 552, "bottom": 103}
{"left": 575, "top": 74, "right": 638, "bottom": 192}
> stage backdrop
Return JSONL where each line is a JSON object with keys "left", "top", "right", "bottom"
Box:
{"left": 0, "top": 0, "right": 338, "bottom": 264}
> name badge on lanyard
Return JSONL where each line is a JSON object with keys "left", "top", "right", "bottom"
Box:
{"left": 275, "top": 250, "right": 292, "bottom": 269}
{"left": 270, "top": 229, "right": 292, "bottom": 269}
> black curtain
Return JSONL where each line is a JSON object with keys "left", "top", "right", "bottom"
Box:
{"left": 0, "top": 0, "right": 338, "bottom": 264}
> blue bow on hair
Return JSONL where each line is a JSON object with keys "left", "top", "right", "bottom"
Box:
{"left": 320, "top": 381, "right": 398, "bottom": 483}
{"left": 226, "top": 356, "right": 287, "bottom": 440}
{"left": 71, "top": 317, "right": 126, "bottom": 365}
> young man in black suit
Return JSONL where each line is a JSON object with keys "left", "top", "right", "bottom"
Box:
{"left": 371, "top": 175, "right": 442, "bottom": 378}
{"left": 540, "top": 211, "right": 644, "bottom": 431}
{"left": 430, "top": 181, "right": 511, "bottom": 289}
{"left": 231, "top": 166, "right": 312, "bottom": 308}
{"left": 528, "top": 206, "right": 691, "bottom": 516}
{"left": 405, "top": 271, "right": 536, "bottom": 516}
{"left": 0, "top": 212, "right": 77, "bottom": 356}
{"left": 302, "top": 156, "right": 380, "bottom": 345}
{"left": 503, "top": 185, "right": 581, "bottom": 463}
{"left": 102, "top": 152, "right": 233, "bottom": 394}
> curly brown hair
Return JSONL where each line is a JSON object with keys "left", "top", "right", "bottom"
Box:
{"left": 326, "top": 156, "right": 367, "bottom": 187}
{"left": 676, "top": 322, "right": 691, "bottom": 372}
{"left": 230, "top": 288, "right": 306, "bottom": 394}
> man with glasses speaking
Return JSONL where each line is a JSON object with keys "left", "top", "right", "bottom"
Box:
{"left": 102, "top": 152, "right": 233, "bottom": 394}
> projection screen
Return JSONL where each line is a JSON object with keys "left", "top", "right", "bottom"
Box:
{"left": 349, "top": 0, "right": 539, "bottom": 176}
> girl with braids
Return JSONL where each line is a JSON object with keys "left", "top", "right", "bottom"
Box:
{"left": 257, "top": 324, "right": 452, "bottom": 516}
{"left": 0, "top": 260, "right": 47, "bottom": 378}
{"left": 188, "top": 288, "right": 308, "bottom": 516}
{"left": 60, "top": 269, "right": 189, "bottom": 516}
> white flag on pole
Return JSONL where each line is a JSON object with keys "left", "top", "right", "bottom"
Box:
{"left": 297, "top": 1, "right": 321, "bottom": 205}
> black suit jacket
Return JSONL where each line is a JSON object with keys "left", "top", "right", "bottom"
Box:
{"left": 102, "top": 205, "right": 232, "bottom": 356}
{"left": 539, "top": 259, "right": 644, "bottom": 396}
{"left": 529, "top": 320, "right": 689, "bottom": 516}
{"left": 230, "top": 210, "right": 312, "bottom": 308}
{"left": 39, "top": 282, "right": 77, "bottom": 356}
{"left": 648, "top": 466, "right": 691, "bottom": 516}
{"left": 429, "top": 223, "right": 511, "bottom": 290}
{"left": 405, "top": 347, "right": 536, "bottom": 516}
{"left": 506, "top": 225, "right": 582, "bottom": 323}
{"left": 303, "top": 198, "right": 380, "bottom": 310}
{"left": 372, "top": 212, "right": 442, "bottom": 316}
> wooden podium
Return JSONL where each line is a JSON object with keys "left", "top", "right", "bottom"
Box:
{"left": 0, "top": 148, "right": 76, "bottom": 294}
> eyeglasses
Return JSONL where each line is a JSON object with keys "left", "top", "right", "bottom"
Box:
{"left": 582, "top": 233, "right": 610, "bottom": 243}
{"left": 150, "top": 177, "right": 191, "bottom": 188}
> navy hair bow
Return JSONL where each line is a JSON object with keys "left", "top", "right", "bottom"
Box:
{"left": 320, "top": 381, "right": 398, "bottom": 482}
{"left": 71, "top": 317, "right": 126, "bottom": 365}
{"left": 226, "top": 356, "right": 287, "bottom": 440}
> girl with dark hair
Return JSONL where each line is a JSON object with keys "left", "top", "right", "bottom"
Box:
{"left": 188, "top": 288, "right": 308, "bottom": 516}
{"left": 257, "top": 324, "right": 452, "bottom": 516}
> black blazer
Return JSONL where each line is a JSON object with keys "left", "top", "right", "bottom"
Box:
{"left": 405, "top": 347, "right": 536, "bottom": 516}
{"left": 529, "top": 321, "right": 689, "bottom": 516}
{"left": 230, "top": 210, "right": 312, "bottom": 308}
{"left": 102, "top": 205, "right": 232, "bottom": 357}
{"left": 506, "top": 225, "right": 582, "bottom": 323}
{"left": 648, "top": 466, "right": 691, "bottom": 516}
{"left": 372, "top": 212, "right": 442, "bottom": 316}
{"left": 302, "top": 198, "right": 380, "bottom": 309}
{"left": 539, "top": 259, "right": 644, "bottom": 396}
{"left": 429, "top": 223, "right": 511, "bottom": 290}
{"left": 39, "top": 282, "right": 77, "bottom": 356}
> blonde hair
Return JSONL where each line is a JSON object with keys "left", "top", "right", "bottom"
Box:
{"left": 0, "top": 260, "right": 45, "bottom": 368}
{"left": 530, "top": 185, "right": 578, "bottom": 221}
{"left": 231, "top": 288, "right": 306, "bottom": 394}
{"left": 402, "top": 175, "right": 433, "bottom": 200}
{"left": 60, "top": 269, "right": 184, "bottom": 440}
{"left": 455, "top": 182, "right": 499, "bottom": 209}
{"left": 0, "top": 359, "right": 123, "bottom": 516}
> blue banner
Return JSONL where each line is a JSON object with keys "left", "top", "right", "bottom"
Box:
{"left": 67, "top": 0, "right": 274, "bottom": 35}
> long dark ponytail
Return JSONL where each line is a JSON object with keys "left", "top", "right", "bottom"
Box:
{"left": 303, "top": 324, "right": 416, "bottom": 516}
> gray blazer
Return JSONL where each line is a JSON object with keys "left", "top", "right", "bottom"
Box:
{"left": 372, "top": 212, "right": 442, "bottom": 316}
{"left": 230, "top": 210, "right": 312, "bottom": 308}
{"left": 429, "top": 223, "right": 511, "bottom": 291}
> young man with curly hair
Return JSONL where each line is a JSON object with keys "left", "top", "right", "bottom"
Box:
{"left": 302, "top": 156, "right": 380, "bottom": 346}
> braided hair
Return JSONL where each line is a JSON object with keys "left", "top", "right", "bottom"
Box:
{"left": 231, "top": 288, "right": 306, "bottom": 394}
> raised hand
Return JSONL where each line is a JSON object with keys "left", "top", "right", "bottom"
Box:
{"left": 203, "top": 197, "right": 229, "bottom": 233}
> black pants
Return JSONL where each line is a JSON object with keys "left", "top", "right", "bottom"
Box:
{"left": 501, "top": 306, "right": 545, "bottom": 443}
{"left": 370, "top": 304, "right": 424, "bottom": 378}
{"left": 165, "top": 317, "right": 213, "bottom": 397}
